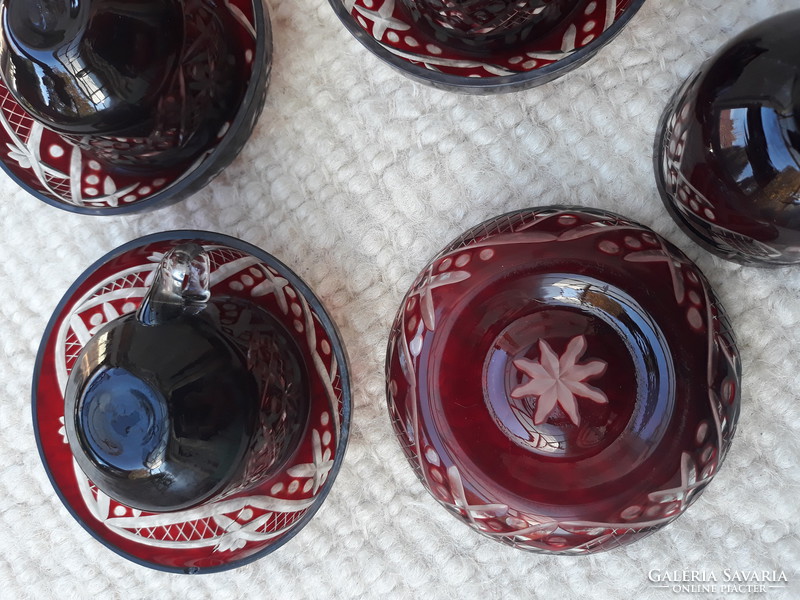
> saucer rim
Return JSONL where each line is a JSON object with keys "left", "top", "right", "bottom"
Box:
{"left": 0, "top": 0, "right": 272, "bottom": 216}
{"left": 328, "top": 0, "right": 647, "bottom": 93}
{"left": 31, "top": 230, "right": 352, "bottom": 574}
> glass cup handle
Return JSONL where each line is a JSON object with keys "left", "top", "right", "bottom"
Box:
{"left": 137, "top": 243, "right": 211, "bottom": 326}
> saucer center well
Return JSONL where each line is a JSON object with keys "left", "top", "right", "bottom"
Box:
{"left": 483, "top": 305, "right": 637, "bottom": 459}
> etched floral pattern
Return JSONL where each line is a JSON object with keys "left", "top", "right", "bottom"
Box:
{"left": 511, "top": 335, "right": 608, "bottom": 427}
{"left": 286, "top": 430, "right": 334, "bottom": 496}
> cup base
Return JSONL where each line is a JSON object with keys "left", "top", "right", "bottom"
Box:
{"left": 66, "top": 311, "right": 262, "bottom": 513}
{"left": 61, "top": 0, "right": 249, "bottom": 172}
{"left": 398, "top": 0, "right": 582, "bottom": 54}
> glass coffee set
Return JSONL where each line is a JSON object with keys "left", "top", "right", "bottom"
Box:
{"left": 2, "top": 0, "right": 797, "bottom": 574}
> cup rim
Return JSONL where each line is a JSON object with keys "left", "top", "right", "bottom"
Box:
{"left": 0, "top": 0, "right": 272, "bottom": 215}
{"left": 31, "top": 230, "right": 353, "bottom": 573}
{"left": 328, "top": 0, "right": 646, "bottom": 93}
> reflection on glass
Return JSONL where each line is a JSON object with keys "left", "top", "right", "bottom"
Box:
{"left": 717, "top": 106, "right": 800, "bottom": 202}
{"left": 57, "top": 37, "right": 111, "bottom": 111}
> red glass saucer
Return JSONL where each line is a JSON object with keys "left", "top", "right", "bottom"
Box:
{"left": 329, "top": 0, "right": 645, "bottom": 92}
{"left": 386, "top": 207, "right": 740, "bottom": 553}
{"left": 33, "top": 232, "right": 351, "bottom": 573}
{"left": 0, "top": 0, "right": 271, "bottom": 215}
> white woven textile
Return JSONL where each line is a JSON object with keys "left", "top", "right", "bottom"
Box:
{"left": 0, "top": 0, "right": 798, "bottom": 598}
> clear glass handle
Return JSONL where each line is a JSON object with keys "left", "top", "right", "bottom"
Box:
{"left": 137, "top": 243, "right": 211, "bottom": 326}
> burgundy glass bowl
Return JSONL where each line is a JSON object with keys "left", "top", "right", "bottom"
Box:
{"left": 33, "top": 231, "right": 351, "bottom": 573}
{"left": 655, "top": 10, "right": 800, "bottom": 266}
{"left": 0, "top": 1, "right": 271, "bottom": 215}
{"left": 386, "top": 207, "right": 740, "bottom": 553}
{"left": 329, "top": 0, "right": 645, "bottom": 93}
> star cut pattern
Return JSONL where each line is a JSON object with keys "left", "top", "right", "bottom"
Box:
{"left": 511, "top": 335, "right": 608, "bottom": 427}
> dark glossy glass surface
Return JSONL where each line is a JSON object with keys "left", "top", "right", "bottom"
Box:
{"left": 78, "top": 366, "right": 170, "bottom": 475}
{"left": 399, "top": 0, "right": 579, "bottom": 51}
{"left": 63, "top": 0, "right": 244, "bottom": 170}
{"left": 0, "top": 0, "right": 271, "bottom": 213}
{"left": 65, "top": 311, "right": 259, "bottom": 512}
{"left": 386, "top": 207, "right": 741, "bottom": 553}
{"left": 656, "top": 10, "right": 800, "bottom": 265}
{"left": 0, "top": 0, "right": 246, "bottom": 170}
{"left": 1, "top": 0, "right": 183, "bottom": 135}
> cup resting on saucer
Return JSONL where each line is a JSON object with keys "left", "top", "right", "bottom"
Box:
{"left": 0, "top": 0, "right": 243, "bottom": 170}
{"left": 63, "top": 244, "right": 309, "bottom": 513}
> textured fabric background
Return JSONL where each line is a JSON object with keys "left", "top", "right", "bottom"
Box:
{"left": 0, "top": 0, "right": 798, "bottom": 598}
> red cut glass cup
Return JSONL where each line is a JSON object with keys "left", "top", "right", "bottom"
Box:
{"left": 0, "top": 0, "right": 272, "bottom": 214}
{"left": 655, "top": 10, "right": 800, "bottom": 266}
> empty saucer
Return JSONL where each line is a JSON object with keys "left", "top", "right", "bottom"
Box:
{"left": 386, "top": 206, "right": 740, "bottom": 553}
{"left": 33, "top": 231, "right": 351, "bottom": 573}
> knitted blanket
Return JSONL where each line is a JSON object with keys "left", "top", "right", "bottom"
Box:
{"left": 0, "top": 0, "right": 797, "bottom": 597}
